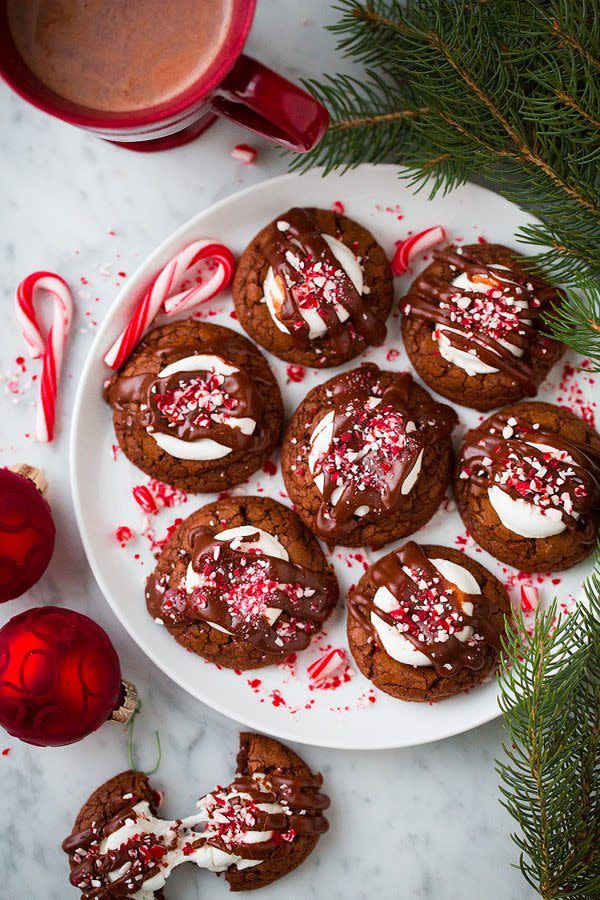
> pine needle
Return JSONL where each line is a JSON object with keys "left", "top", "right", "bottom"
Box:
{"left": 293, "top": 0, "right": 600, "bottom": 358}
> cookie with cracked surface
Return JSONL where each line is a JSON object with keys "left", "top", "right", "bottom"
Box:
{"left": 280, "top": 363, "right": 458, "bottom": 549}
{"left": 232, "top": 206, "right": 393, "bottom": 368}
{"left": 62, "top": 733, "right": 330, "bottom": 896}
{"left": 146, "top": 496, "right": 339, "bottom": 669}
{"left": 222, "top": 732, "right": 330, "bottom": 891}
{"left": 104, "top": 321, "right": 283, "bottom": 493}
{"left": 347, "top": 542, "right": 511, "bottom": 702}
{"left": 401, "top": 242, "right": 564, "bottom": 411}
{"left": 455, "top": 402, "right": 600, "bottom": 571}
{"left": 62, "top": 769, "right": 167, "bottom": 899}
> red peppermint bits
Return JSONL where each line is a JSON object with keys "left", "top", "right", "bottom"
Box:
{"left": 438, "top": 286, "right": 525, "bottom": 344}
{"left": 388, "top": 568, "right": 470, "bottom": 644}
{"left": 319, "top": 401, "right": 419, "bottom": 496}
{"left": 153, "top": 372, "right": 237, "bottom": 428}
{"left": 494, "top": 446, "right": 582, "bottom": 517}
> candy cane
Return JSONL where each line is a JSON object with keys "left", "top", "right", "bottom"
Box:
{"left": 15, "top": 271, "right": 74, "bottom": 442}
{"left": 392, "top": 225, "right": 447, "bottom": 276}
{"left": 104, "top": 240, "right": 236, "bottom": 369}
{"left": 307, "top": 648, "right": 347, "bottom": 686}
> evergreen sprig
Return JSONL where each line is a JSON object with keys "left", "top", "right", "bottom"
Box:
{"left": 294, "top": 0, "right": 600, "bottom": 359}
{"left": 496, "top": 558, "right": 599, "bottom": 898}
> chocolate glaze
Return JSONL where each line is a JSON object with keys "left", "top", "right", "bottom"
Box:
{"left": 62, "top": 795, "right": 172, "bottom": 899}
{"left": 405, "top": 245, "right": 563, "bottom": 390}
{"left": 261, "top": 207, "right": 386, "bottom": 353}
{"left": 105, "top": 338, "right": 270, "bottom": 453}
{"left": 461, "top": 411, "right": 600, "bottom": 544}
{"left": 192, "top": 770, "right": 329, "bottom": 863}
{"left": 62, "top": 772, "right": 329, "bottom": 897}
{"left": 312, "top": 364, "right": 457, "bottom": 542}
{"left": 146, "top": 528, "right": 338, "bottom": 658}
{"left": 348, "top": 541, "right": 502, "bottom": 676}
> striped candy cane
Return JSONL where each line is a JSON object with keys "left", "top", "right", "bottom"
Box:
{"left": 104, "top": 240, "right": 236, "bottom": 369}
{"left": 392, "top": 225, "right": 447, "bottom": 276}
{"left": 15, "top": 271, "right": 74, "bottom": 442}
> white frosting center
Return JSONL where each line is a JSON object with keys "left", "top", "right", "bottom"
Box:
{"left": 371, "top": 557, "right": 479, "bottom": 667}
{"left": 262, "top": 231, "right": 363, "bottom": 339}
{"left": 147, "top": 354, "right": 255, "bottom": 462}
{"left": 307, "top": 397, "right": 424, "bottom": 518}
{"left": 435, "top": 265, "right": 530, "bottom": 376}
{"left": 185, "top": 525, "right": 287, "bottom": 634}
{"left": 487, "top": 441, "right": 578, "bottom": 538}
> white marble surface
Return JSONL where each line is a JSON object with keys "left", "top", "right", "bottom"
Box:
{"left": 0, "top": 2, "right": 536, "bottom": 897}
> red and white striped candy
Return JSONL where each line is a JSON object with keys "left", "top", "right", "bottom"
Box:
{"left": 392, "top": 225, "right": 447, "bottom": 276}
{"left": 104, "top": 240, "right": 236, "bottom": 369}
{"left": 520, "top": 584, "right": 540, "bottom": 613}
{"left": 307, "top": 648, "right": 347, "bottom": 685}
{"left": 231, "top": 144, "right": 257, "bottom": 165}
{"left": 15, "top": 271, "right": 74, "bottom": 442}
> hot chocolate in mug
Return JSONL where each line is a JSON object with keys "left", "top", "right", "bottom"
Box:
{"left": 0, "top": 0, "right": 329, "bottom": 152}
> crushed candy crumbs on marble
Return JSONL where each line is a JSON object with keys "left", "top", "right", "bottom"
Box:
{"left": 262, "top": 460, "right": 277, "bottom": 476}
{"left": 1, "top": 748, "right": 10, "bottom": 757}
{"left": 331, "top": 201, "right": 345, "bottom": 215}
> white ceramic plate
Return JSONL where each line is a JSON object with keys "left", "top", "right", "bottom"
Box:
{"left": 71, "top": 164, "right": 592, "bottom": 749}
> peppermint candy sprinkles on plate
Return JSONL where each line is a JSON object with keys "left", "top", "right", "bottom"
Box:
{"left": 104, "top": 239, "right": 236, "bottom": 369}
{"left": 15, "top": 271, "right": 74, "bottom": 442}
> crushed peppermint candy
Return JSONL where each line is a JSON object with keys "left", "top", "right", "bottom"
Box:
{"left": 152, "top": 371, "right": 238, "bottom": 430}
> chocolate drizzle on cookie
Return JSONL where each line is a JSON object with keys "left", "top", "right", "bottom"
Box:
{"left": 105, "top": 339, "right": 268, "bottom": 454}
{"left": 194, "top": 769, "right": 329, "bottom": 863}
{"left": 63, "top": 794, "right": 173, "bottom": 899}
{"left": 62, "top": 769, "right": 330, "bottom": 898}
{"left": 460, "top": 411, "right": 600, "bottom": 543}
{"left": 404, "top": 245, "right": 562, "bottom": 390}
{"left": 348, "top": 541, "right": 501, "bottom": 676}
{"left": 261, "top": 207, "right": 386, "bottom": 352}
{"left": 146, "top": 528, "right": 338, "bottom": 658}
{"left": 311, "top": 364, "right": 457, "bottom": 542}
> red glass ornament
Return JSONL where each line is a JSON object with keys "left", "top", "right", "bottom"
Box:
{"left": 0, "top": 606, "right": 129, "bottom": 746}
{"left": 0, "top": 466, "right": 55, "bottom": 602}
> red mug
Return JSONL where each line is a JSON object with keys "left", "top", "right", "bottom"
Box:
{"left": 0, "top": 0, "right": 328, "bottom": 153}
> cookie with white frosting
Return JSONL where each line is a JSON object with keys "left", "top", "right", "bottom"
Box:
{"left": 401, "top": 243, "right": 564, "bottom": 411}
{"left": 455, "top": 402, "right": 600, "bottom": 571}
{"left": 104, "top": 321, "right": 283, "bottom": 493}
{"left": 281, "top": 364, "right": 457, "bottom": 549}
{"left": 146, "top": 496, "right": 339, "bottom": 669}
{"left": 232, "top": 206, "right": 393, "bottom": 368}
{"left": 347, "top": 542, "right": 510, "bottom": 702}
{"left": 62, "top": 732, "right": 330, "bottom": 896}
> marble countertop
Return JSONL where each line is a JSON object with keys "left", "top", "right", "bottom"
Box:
{"left": 0, "top": 2, "right": 535, "bottom": 898}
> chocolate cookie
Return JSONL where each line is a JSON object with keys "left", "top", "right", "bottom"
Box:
{"left": 105, "top": 321, "right": 283, "bottom": 493}
{"left": 62, "top": 769, "right": 166, "bottom": 899}
{"left": 280, "top": 364, "right": 457, "bottom": 549}
{"left": 62, "top": 732, "right": 330, "bottom": 896}
{"left": 401, "top": 242, "right": 564, "bottom": 411}
{"left": 347, "top": 541, "right": 511, "bottom": 702}
{"left": 146, "top": 496, "right": 339, "bottom": 669}
{"left": 232, "top": 206, "right": 393, "bottom": 368}
{"left": 455, "top": 402, "right": 600, "bottom": 571}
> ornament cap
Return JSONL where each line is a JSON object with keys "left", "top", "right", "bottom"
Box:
{"left": 111, "top": 680, "right": 139, "bottom": 725}
{"left": 9, "top": 464, "right": 48, "bottom": 495}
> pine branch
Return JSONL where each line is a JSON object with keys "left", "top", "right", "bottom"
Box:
{"left": 496, "top": 553, "right": 600, "bottom": 898}
{"left": 542, "top": 281, "right": 600, "bottom": 365}
{"left": 293, "top": 0, "right": 600, "bottom": 356}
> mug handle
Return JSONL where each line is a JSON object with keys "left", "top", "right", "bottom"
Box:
{"left": 210, "top": 54, "right": 329, "bottom": 153}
